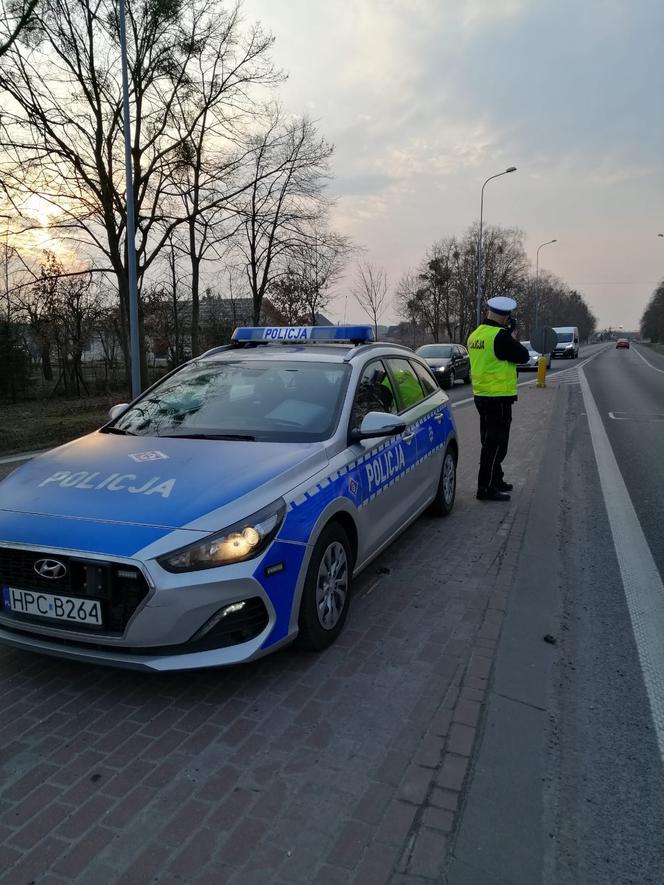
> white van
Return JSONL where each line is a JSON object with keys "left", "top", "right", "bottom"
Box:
{"left": 552, "top": 326, "right": 579, "bottom": 359}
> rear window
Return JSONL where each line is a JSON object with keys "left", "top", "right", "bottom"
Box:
{"left": 416, "top": 345, "right": 453, "bottom": 359}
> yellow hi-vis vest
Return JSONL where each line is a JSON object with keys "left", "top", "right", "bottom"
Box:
{"left": 467, "top": 325, "right": 517, "bottom": 397}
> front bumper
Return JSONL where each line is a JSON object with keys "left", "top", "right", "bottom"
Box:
{"left": 0, "top": 548, "right": 294, "bottom": 670}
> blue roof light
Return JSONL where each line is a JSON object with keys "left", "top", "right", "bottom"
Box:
{"left": 231, "top": 325, "right": 375, "bottom": 344}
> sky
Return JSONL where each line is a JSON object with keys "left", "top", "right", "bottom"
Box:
{"left": 241, "top": 0, "right": 664, "bottom": 331}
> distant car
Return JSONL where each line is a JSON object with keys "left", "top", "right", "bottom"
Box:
{"left": 616, "top": 339, "right": 630, "bottom": 349}
{"left": 517, "top": 342, "right": 552, "bottom": 372}
{"left": 415, "top": 344, "right": 471, "bottom": 389}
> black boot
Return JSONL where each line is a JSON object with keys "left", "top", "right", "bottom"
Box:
{"left": 495, "top": 480, "right": 513, "bottom": 492}
{"left": 476, "top": 487, "right": 511, "bottom": 502}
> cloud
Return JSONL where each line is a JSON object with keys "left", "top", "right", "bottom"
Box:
{"left": 242, "top": 0, "right": 664, "bottom": 328}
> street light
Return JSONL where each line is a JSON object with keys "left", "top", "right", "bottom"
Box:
{"left": 476, "top": 166, "right": 517, "bottom": 327}
{"left": 535, "top": 239, "right": 557, "bottom": 329}
{"left": 118, "top": 0, "right": 141, "bottom": 399}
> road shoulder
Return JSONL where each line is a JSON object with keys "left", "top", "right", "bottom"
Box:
{"left": 446, "top": 382, "right": 568, "bottom": 884}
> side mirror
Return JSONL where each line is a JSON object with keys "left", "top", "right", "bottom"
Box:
{"left": 108, "top": 403, "right": 129, "bottom": 421}
{"left": 352, "top": 411, "right": 407, "bottom": 441}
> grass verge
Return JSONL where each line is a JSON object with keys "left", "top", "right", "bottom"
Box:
{"left": 0, "top": 397, "right": 116, "bottom": 456}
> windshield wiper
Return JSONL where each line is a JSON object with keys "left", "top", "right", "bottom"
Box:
{"left": 158, "top": 432, "right": 256, "bottom": 441}
{"left": 100, "top": 426, "right": 136, "bottom": 436}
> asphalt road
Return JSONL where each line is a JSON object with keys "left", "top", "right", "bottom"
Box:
{"left": 444, "top": 342, "right": 608, "bottom": 408}
{"left": 449, "top": 342, "right": 664, "bottom": 885}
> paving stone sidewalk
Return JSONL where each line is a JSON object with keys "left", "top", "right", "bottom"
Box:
{"left": 0, "top": 383, "right": 559, "bottom": 885}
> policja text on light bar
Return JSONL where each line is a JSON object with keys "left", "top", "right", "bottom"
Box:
{"left": 231, "top": 325, "right": 375, "bottom": 343}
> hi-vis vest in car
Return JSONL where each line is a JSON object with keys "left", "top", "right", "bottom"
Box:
{"left": 467, "top": 325, "right": 517, "bottom": 397}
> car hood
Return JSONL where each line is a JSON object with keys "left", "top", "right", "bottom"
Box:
{"left": 423, "top": 358, "right": 452, "bottom": 368}
{"left": 0, "top": 432, "right": 327, "bottom": 533}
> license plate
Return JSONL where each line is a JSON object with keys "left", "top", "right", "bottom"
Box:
{"left": 2, "top": 586, "right": 103, "bottom": 626}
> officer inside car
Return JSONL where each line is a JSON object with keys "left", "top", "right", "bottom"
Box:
{"left": 467, "top": 296, "right": 529, "bottom": 502}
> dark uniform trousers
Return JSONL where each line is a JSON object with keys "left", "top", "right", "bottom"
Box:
{"left": 474, "top": 396, "right": 513, "bottom": 491}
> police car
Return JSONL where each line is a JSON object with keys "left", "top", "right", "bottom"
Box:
{"left": 0, "top": 326, "right": 458, "bottom": 670}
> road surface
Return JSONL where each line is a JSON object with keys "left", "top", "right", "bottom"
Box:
{"left": 1, "top": 341, "right": 662, "bottom": 884}
{"left": 450, "top": 343, "right": 664, "bottom": 885}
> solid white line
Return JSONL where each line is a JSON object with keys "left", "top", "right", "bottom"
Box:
{"left": 579, "top": 366, "right": 664, "bottom": 761}
{"left": 632, "top": 345, "right": 664, "bottom": 375}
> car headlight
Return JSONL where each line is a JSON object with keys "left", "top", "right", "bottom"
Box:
{"left": 435, "top": 365, "right": 448, "bottom": 372}
{"left": 158, "top": 499, "right": 286, "bottom": 572}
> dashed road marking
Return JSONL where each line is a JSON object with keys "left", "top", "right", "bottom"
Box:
{"left": 608, "top": 411, "right": 664, "bottom": 422}
{"left": 579, "top": 366, "right": 664, "bottom": 762}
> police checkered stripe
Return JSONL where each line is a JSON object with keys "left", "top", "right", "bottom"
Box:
{"left": 286, "top": 407, "right": 449, "bottom": 512}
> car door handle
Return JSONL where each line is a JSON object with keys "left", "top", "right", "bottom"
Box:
{"left": 402, "top": 431, "right": 415, "bottom": 444}
{"left": 434, "top": 413, "right": 443, "bottom": 423}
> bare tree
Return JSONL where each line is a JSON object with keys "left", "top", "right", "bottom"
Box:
{"left": 352, "top": 261, "right": 388, "bottom": 338}
{"left": 234, "top": 110, "right": 335, "bottom": 324}
{"left": 0, "top": 0, "right": 279, "bottom": 385}
{"left": 399, "top": 223, "right": 530, "bottom": 343}
{"left": 0, "top": 0, "right": 38, "bottom": 58}
{"left": 290, "top": 228, "right": 353, "bottom": 324}
{"left": 641, "top": 282, "right": 664, "bottom": 343}
{"left": 267, "top": 270, "right": 309, "bottom": 325}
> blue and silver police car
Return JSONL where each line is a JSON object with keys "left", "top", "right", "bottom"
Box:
{"left": 0, "top": 326, "right": 458, "bottom": 670}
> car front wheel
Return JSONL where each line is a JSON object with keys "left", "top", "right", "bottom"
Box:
{"left": 297, "top": 523, "right": 352, "bottom": 650}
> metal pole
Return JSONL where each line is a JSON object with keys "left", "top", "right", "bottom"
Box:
{"left": 475, "top": 167, "right": 517, "bottom": 329}
{"left": 118, "top": 0, "right": 141, "bottom": 399}
{"left": 476, "top": 185, "right": 485, "bottom": 329}
{"left": 535, "top": 239, "right": 557, "bottom": 331}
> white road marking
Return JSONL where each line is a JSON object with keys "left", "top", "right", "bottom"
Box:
{"left": 631, "top": 345, "right": 664, "bottom": 375}
{"left": 579, "top": 366, "right": 664, "bottom": 761}
{"left": 608, "top": 411, "right": 664, "bottom": 421}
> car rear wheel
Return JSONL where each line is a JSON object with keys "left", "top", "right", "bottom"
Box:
{"left": 297, "top": 523, "right": 352, "bottom": 651}
{"left": 429, "top": 447, "right": 457, "bottom": 517}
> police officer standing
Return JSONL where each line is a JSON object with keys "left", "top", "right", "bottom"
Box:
{"left": 467, "top": 296, "right": 529, "bottom": 501}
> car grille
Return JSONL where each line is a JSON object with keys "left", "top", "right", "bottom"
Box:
{"left": 0, "top": 547, "right": 149, "bottom": 636}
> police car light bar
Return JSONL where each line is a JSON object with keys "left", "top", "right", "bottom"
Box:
{"left": 231, "top": 325, "right": 375, "bottom": 344}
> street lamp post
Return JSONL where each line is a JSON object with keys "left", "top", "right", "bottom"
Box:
{"left": 535, "top": 238, "right": 557, "bottom": 330}
{"left": 118, "top": 0, "right": 141, "bottom": 400}
{"left": 476, "top": 166, "right": 517, "bottom": 328}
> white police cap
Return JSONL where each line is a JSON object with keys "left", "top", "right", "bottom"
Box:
{"left": 487, "top": 296, "right": 517, "bottom": 315}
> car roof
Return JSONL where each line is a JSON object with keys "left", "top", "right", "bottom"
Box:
{"left": 197, "top": 341, "right": 417, "bottom": 365}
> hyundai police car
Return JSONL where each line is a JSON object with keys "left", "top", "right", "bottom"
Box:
{"left": 0, "top": 326, "right": 458, "bottom": 670}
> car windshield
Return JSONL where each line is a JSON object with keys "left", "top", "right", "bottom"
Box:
{"left": 110, "top": 359, "right": 351, "bottom": 443}
{"left": 416, "top": 345, "right": 453, "bottom": 358}
{"left": 556, "top": 332, "right": 573, "bottom": 342}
